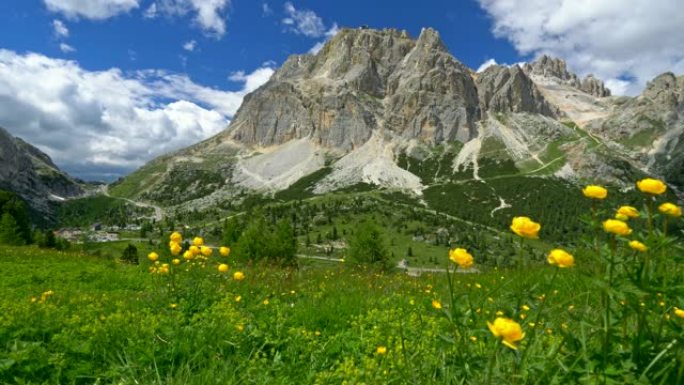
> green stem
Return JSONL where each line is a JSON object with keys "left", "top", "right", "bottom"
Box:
{"left": 603, "top": 235, "right": 617, "bottom": 375}
{"left": 646, "top": 199, "right": 654, "bottom": 236}
{"left": 519, "top": 268, "right": 559, "bottom": 368}
{"left": 518, "top": 237, "right": 525, "bottom": 269}
{"left": 485, "top": 341, "right": 501, "bottom": 385}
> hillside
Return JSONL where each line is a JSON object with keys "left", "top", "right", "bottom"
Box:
{"left": 0, "top": 126, "right": 85, "bottom": 216}
{"left": 110, "top": 27, "right": 682, "bottom": 218}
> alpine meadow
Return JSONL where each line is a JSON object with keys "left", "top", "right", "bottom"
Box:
{"left": 1, "top": 1, "right": 684, "bottom": 384}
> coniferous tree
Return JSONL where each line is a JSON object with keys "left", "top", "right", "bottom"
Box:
{"left": 347, "top": 219, "right": 390, "bottom": 269}
{"left": 0, "top": 213, "right": 24, "bottom": 246}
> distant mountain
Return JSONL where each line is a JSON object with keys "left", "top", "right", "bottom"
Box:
{"left": 110, "top": 27, "right": 683, "bottom": 209}
{"left": 0, "top": 126, "right": 84, "bottom": 214}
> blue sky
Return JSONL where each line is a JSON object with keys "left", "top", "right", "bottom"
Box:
{"left": 0, "top": 0, "right": 681, "bottom": 181}
{"left": 0, "top": 1, "right": 520, "bottom": 93}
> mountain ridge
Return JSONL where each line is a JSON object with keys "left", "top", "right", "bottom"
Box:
{"left": 109, "top": 26, "right": 683, "bottom": 209}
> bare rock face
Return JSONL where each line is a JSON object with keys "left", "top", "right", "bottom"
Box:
{"left": 0, "top": 127, "right": 83, "bottom": 213}
{"left": 524, "top": 55, "right": 610, "bottom": 97}
{"left": 475, "top": 65, "right": 556, "bottom": 117}
{"left": 228, "top": 28, "right": 484, "bottom": 149}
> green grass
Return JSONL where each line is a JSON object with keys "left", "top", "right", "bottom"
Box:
{"left": 2, "top": 211, "right": 683, "bottom": 384}
{"left": 56, "top": 195, "right": 153, "bottom": 228}
{"left": 109, "top": 161, "right": 168, "bottom": 199}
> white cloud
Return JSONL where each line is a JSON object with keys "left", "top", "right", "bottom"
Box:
{"left": 143, "top": 3, "right": 157, "bottom": 18}
{"left": 228, "top": 66, "right": 275, "bottom": 93}
{"left": 183, "top": 40, "right": 197, "bottom": 51}
{"left": 308, "top": 24, "right": 340, "bottom": 54}
{"left": 476, "top": 58, "right": 498, "bottom": 73}
{"left": 308, "top": 42, "right": 325, "bottom": 55}
{"left": 477, "top": 0, "right": 684, "bottom": 95}
{"left": 59, "top": 43, "right": 76, "bottom": 53}
{"left": 52, "top": 20, "right": 69, "bottom": 38}
{"left": 44, "top": 0, "right": 140, "bottom": 20}
{"left": 262, "top": 3, "right": 272, "bottom": 16}
{"left": 282, "top": 2, "right": 327, "bottom": 37}
{"left": 0, "top": 50, "right": 274, "bottom": 180}
{"left": 148, "top": 0, "right": 231, "bottom": 38}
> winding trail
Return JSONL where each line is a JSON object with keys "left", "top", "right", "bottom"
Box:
{"left": 102, "top": 185, "right": 164, "bottom": 221}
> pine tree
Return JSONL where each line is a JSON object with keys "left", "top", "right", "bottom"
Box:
{"left": 0, "top": 213, "right": 24, "bottom": 246}
{"left": 120, "top": 244, "right": 139, "bottom": 264}
{"left": 347, "top": 220, "right": 390, "bottom": 269}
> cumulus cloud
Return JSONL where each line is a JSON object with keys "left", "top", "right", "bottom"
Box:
{"left": 147, "top": 0, "right": 231, "bottom": 38}
{"left": 44, "top": 0, "right": 141, "bottom": 20}
{"left": 59, "top": 43, "right": 76, "bottom": 53}
{"left": 183, "top": 40, "right": 197, "bottom": 51}
{"left": 52, "top": 20, "right": 69, "bottom": 38}
{"left": 477, "top": 0, "right": 684, "bottom": 95}
{"left": 308, "top": 24, "right": 340, "bottom": 54}
{"left": 262, "top": 3, "right": 272, "bottom": 16}
{"left": 228, "top": 66, "right": 275, "bottom": 93}
{"left": 282, "top": 2, "right": 327, "bottom": 37}
{"left": 476, "top": 58, "right": 498, "bottom": 73}
{"left": 0, "top": 50, "right": 274, "bottom": 180}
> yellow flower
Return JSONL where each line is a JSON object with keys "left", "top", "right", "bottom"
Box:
{"left": 218, "top": 263, "right": 229, "bottom": 273}
{"left": 233, "top": 271, "right": 245, "bottom": 281}
{"left": 200, "top": 246, "right": 213, "bottom": 257}
{"left": 674, "top": 307, "right": 684, "bottom": 318}
{"left": 235, "top": 295, "right": 242, "bottom": 302}
{"left": 431, "top": 300, "right": 442, "bottom": 309}
{"left": 170, "top": 232, "right": 182, "bottom": 243}
{"left": 582, "top": 185, "right": 608, "bottom": 199}
{"left": 658, "top": 202, "right": 682, "bottom": 217}
{"left": 637, "top": 178, "right": 667, "bottom": 195}
{"left": 448, "top": 248, "right": 474, "bottom": 269}
{"left": 487, "top": 317, "right": 525, "bottom": 350}
{"left": 615, "top": 213, "right": 629, "bottom": 222}
{"left": 629, "top": 240, "right": 648, "bottom": 252}
{"left": 172, "top": 258, "right": 181, "bottom": 265}
{"left": 263, "top": 299, "right": 270, "bottom": 305}
{"left": 510, "top": 216, "right": 541, "bottom": 239}
{"left": 192, "top": 237, "right": 204, "bottom": 246}
{"left": 219, "top": 246, "right": 231, "bottom": 257}
{"left": 547, "top": 249, "right": 575, "bottom": 268}
{"left": 189, "top": 245, "right": 200, "bottom": 256}
{"left": 147, "top": 252, "right": 159, "bottom": 262}
{"left": 169, "top": 303, "right": 177, "bottom": 309}
{"left": 183, "top": 250, "right": 194, "bottom": 261}
{"left": 617, "top": 206, "right": 640, "bottom": 219}
{"left": 521, "top": 305, "right": 530, "bottom": 311}
{"left": 376, "top": 346, "right": 387, "bottom": 355}
{"left": 169, "top": 242, "right": 182, "bottom": 256}
{"left": 469, "top": 336, "right": 478, "bottom": 342}
{"left": 603, "top": 219, "right": 632, "bottom": 236}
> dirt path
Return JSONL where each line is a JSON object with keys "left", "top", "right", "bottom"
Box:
{"left": 102, "top": 185, "right": 164, "bottom": 221}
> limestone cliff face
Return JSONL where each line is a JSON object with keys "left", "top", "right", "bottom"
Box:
{"left": 475, "top": 64, "right": 556, "bottom": 117}
{"left": 228, "top": 28, "right": 555, "bottom": 149}
{"left": 524, "top": 55, "right": 611, "bottom": 97}
{"left": 0, "top": 127, "right": 83, "bottom": 212}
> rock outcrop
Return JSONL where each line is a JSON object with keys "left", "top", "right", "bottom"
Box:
{"left": 475, "top": 64, "right": 556, "bottom": 117}
{"left": 0, "top": 127, "right": 83, "bottom": 212}
{"left": 229, "top": 28, "right": 488, "bottom": 148}
{"left": 524, "top": 55, "right": 610, "bottom": 97}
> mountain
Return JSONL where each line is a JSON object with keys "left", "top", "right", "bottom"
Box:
{"left": 110, "top": 27, "right": 682, "bottom": 211}
{"left": 0, "top": 126, "right": 84, "bottom": 213}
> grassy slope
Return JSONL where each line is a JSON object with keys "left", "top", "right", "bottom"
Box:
{"left": 1, "top": 237, "right": 682, "bottom": 384}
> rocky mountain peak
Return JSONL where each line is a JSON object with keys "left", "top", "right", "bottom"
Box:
{"left": 524, "top": 55, "right": 610, "bottom": 97}
{"left": 0, "top": 127, "right": 83, "bottom": 213}
{"left": 475, "top": 64, "right": 556, "bottom": 117}
{"left": 227, "top": 27, "right": 559, "bottom": 151}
